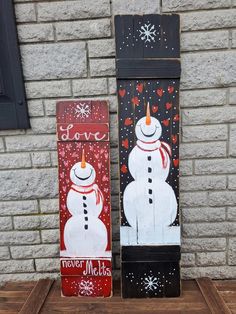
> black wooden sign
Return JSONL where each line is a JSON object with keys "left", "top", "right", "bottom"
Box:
{"left": 115, "top": 14, "right": 181, "bottom": 298}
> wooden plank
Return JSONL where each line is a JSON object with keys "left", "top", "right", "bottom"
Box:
{"left": 116, "top": 59, "right": 181, "bottom": 79}
{"left": 196, "top": 277, "right": 232, "bottom": 314}
{"left": 220, "top": 291, "right": 236, "bottom": 304}
{"left": 0, "top": 302, "right": 23, "bottom": 312}
{"left": 122, "top": 245, "right": 180, "bottom": 261}
{"left": 2, "top": 282, "right": 35, "bottom": 291}
{"left": 41, "top": 303, "right": 208, "bottom": 313}
{"left": 115, "top": 14, "right": 180, "bottom": 59}
{"left": 214, "top": 280, "right": 236, "bottom": 292}
{"left": 56, "top": 100, "right": 112, "bottom": 297}
{"left": 19, "top": 279, "right": 54, "bottom": 314}
{"left": 122, "top": 261, "right": 180, "bottom": 298}
{"left": 115, "top": 14, "right": 181, "bottom": 298}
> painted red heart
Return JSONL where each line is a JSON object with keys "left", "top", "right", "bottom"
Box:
{"left": 131, "top": 97, "right": 140, "bottom": 106}
{"left": 173, "top": 114, "right": 180, "bottom": 121}
{"left": 124, "top": 118, "right": 133, "bottom": 126}
{"left": 122, "top": 138, "right": 129, "bottom": 149}
{"left": 62, "top": 186, "right": 67, "bottom": 192}
{"left": 62, "top": 204, "right": 67, "bottom": 211}
{"left": 168, "top": 86, "right": 174, "bottom": 94}
{"left": 166, "top": 102, "right": 172, "bottom": 110}
{"left": 121, "top": 164, "right": 128, "bottom": 173}
{"left": 136, "top": 83, "right": 144, "bottom": 93}
{"left": 162, "top": 119, "right": 169, "bottom": 126}
{"left": 119, "top": 89, "right": 126, "bottom": 97}
{"left": 152, "top": 105, "right": 158, "bottom": 113}
{"left": 156, "top": 88, "right": 163, "bottom": 97}
{"left": 173, "top": 159, "right": 179, "bottom": 167}
{"left": 102, "top": 175, "right": 108, "bottom": 182}
{"left": 172, "top": 135, "right": 178, "bottom": 144}
{"left": 72, "top": 152, "right": 79, "bottom": 158}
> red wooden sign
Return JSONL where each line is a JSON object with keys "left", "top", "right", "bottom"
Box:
{"left": 56, "top": 100, "right": 112, "bottom": 297}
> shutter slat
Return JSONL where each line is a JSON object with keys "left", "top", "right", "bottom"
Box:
{"left": 0, "top": 0, "right": 30, "bottom": 130}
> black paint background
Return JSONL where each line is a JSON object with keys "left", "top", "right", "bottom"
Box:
{"left": 122, "top": 261, "right": 180, "bottom": 298}
{"left": 115, "top": 14, "right": 180, "bottom": 59}
{"left": 118, "top": 79, "right": 180, "bottom": 226}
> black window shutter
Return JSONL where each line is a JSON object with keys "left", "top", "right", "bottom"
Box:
{"left": 0, "top": 0, "right": 30, "bottom": 130}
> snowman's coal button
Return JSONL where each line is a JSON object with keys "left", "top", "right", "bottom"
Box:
{"left": 84, "top": 217, "right": 88, "bottom": 221}
{"left": 148, "top": 189, "right": 152, "bottom": 194}
{"left": 84, "top": 209, "right": 88, "bottom": 214}
{"left": 147, "top": 156, "right": 151, "bottom": 161}
{"left": 148, "top": 167, "right": 152, "bottom": 173}
{"left": 149, "top": 198, "right": 153, "bottom": 204}
{"left": 83, "top": 203, "right": 87, "bottom": 208}
{"left": 83, "top": 196, "right": 86, "bottom": 200}
{"left": 148, "top": 178, "right": 152, "bottom": 183}
{"left": 84, "top": 225, "right": 88, "bottom": 230}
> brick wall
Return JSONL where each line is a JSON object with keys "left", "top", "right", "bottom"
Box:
{"left": 0, "top": 0, "right": 235, "bottom": 284}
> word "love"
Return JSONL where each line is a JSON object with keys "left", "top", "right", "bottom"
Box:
{"left": 59, "top": 124, "right": 107, "bottom": 141}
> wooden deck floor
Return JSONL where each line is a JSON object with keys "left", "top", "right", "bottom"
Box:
{"left": 0, "top": 278, "right": 235, "bottom": 313}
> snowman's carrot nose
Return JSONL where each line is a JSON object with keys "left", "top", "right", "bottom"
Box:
{"left": 146, "top": 102, "right": 151, "bottom": 125}
{"left": 81, "top": 149, "right": 86, "bottom": 168}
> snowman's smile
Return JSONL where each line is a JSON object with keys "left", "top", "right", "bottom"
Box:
{"left": 140, "top": 125, "right": 157, "bottom": 137}
{"left": 73, "top": 168, "right": 93, "bottom": 181}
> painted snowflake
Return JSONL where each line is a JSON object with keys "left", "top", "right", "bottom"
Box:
{"left": 142, "top": 276, "right": 159, "bottom": 291}
{"left": 79, "top": 280, "right": 94, "bottom": 296}
{"left": 139, "top": 24, "right": 157, "bottom": 43}
{"left": 75, "top": 103, "right": 91, "bottom": 119}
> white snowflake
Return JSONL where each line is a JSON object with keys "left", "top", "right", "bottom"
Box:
{"left": 139, "top": 24, "right": 157, "bottom": 43}
{"left": 75, "top": 103, "right": 91, "bottom": 119}
{"left": 79, "top": 280, "right": 94, "bottom": 296}
{"left": 142, "top": 276, "right": 159, "bottom": 291}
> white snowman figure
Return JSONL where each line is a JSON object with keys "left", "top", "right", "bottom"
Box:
{"left": 61, "top": 150, "right": 110, "bottom": 258}
{"left": 121, "top": 103, "right": 180, "bottom": 245}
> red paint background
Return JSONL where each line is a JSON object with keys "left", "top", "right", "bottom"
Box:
{"left": 57, "top": 101, "right": 112, "bottom": 297}
{"left": 58, "top": 141, "right": 111, "bottom": 252}
{"left": 61, "top": 276, "right": 112, "bottom": 297}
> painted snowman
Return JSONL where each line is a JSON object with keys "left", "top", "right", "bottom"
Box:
{"left": 63, "top": 150, "right": 109, "bottom": 257}
{"left": 122, "top": 103, "right": 178, "bottom": 245}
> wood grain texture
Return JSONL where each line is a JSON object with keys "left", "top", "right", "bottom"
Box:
{"left": 19, "top": 279, "right": 54, "bottom": 314}
{"left": 196, "top": 277, "right": 231, "bottom": 314}
{"left": 2, "top": 278, "right": 234, "bottom": 313}
{"left": 56, "top": 100, "right": 112, "bottom": 297}
{"left": 122, "top": 246, "right": 180, "bottom": 262}
{"left": 115, "top": 14, "right": 181, "bottom": 298}
{"left": 116, "top": 59, "right": 181, "bottom": 78}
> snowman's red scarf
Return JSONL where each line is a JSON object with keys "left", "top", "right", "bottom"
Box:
{"left": 137, "top": 140, "right": 171, "bottom": 169}
{"left": 71, "top": 183, "right": 104, "bottom": 205}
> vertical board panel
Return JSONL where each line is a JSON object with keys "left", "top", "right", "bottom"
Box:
{"left": 0, "top": 0, "right": 29, "bottom": 130}
{"left": 115, "top": 14, "right": 181, "bottom": 298}
{"left": 56, "top": 101, "right": 112, "bottom": 297}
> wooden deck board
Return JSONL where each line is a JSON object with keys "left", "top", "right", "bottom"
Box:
{"left": 196, "top": 277, "right": 232, "bottom": 314}
{"left": 0, "top": 278, "right": 235, "bottom": 313}
{"left": 19, "top": 279, "right": 54, "bottom": 314}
